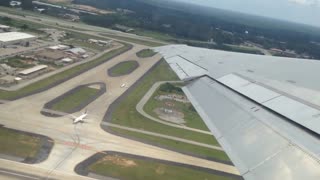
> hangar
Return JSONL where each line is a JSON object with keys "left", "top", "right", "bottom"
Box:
{"left": 0, "top": 32, "right": 36, "bottom": 48}
{"left": 19, "top": 65, "right": 48, "bottom": 78}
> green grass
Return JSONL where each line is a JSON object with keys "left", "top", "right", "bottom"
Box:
{"left": 144, "top": 84, "right": 210, "bottom": 131}
{"left": 111, "top": 127, "right": 230, "bottom": 162}
{"left": 134, "top": 29, "right": 174, "bottom": 42}
{"left": 0, "top": 127, "right": 41, "bottom": 159}
{"left": 0, "top": 44, "right": 131, "bottom": 100}
{"left": 89, "top": 153, "right": 234, "bottom": 180}
{"left": 0, "top": 16, "right": 44, "bottom": 35}
{"left": 101, "top": 34, "right": 165, "bottom": 47}
{"left": 136, "top": 49, "right": 157, "bottom": 58}
{"left": 65, "top": 39, "right": 105, "bottom": 51}
{"left": 51, "top": 86, "right": 99, "bottom": 112}
{"left": 109, "top": 61, "right": 138, "bottom": 76}
{"left": 62, "top": 32, "right": 111, "bottom": 51}
{"left": 111, "top": 60, "right": 220, "bottom": 146}
{"left": 0, "top": 57, "right": 34, "bottom": 69}
{"left": 225, "top": 44, "right": 262, "bottom": 54}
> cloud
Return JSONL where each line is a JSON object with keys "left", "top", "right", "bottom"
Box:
{"left": 288, "top": 0, "right": 320, "bottom": 6}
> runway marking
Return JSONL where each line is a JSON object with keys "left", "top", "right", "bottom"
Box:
{"left": 0, "top": 169, "right": 40, "bottom": 180}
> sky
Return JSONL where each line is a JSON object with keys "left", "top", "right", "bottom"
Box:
{"left": 173, "top": 0, "right": 320, "bottom": 27}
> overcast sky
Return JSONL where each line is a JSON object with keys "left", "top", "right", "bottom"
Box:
{"left": 173, "top": 0, "right": 320, "bottom": 27}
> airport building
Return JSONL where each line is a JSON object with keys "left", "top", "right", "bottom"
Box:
{"left": 0, "top": 32, "right": 37, "bottom": 48}
{"left": 18, "top": 65, "right": 48, "bottom": 78}
{"left": 0, "top": 24, "right": 11, "bottom": 32}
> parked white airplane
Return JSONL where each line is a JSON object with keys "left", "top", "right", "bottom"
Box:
{"left": 70, "top": 110, "right": 88, "bottom": 124}
{"left": 121, "top": 83, "right": 127, "bottom": 88}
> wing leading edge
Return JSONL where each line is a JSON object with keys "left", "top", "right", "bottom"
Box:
{"left": 154, "top": 45, "right": 320, "bottom": 180}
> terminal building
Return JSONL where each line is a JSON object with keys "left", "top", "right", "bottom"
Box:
{"left": 18, "top": 65, "right": 48, "bottom": 79}
{"left": 0, "top": 32, "right": 37, "bottom": 48}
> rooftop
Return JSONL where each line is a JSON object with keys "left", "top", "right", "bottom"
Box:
{"left": 61, "top": 58, "right": 73, "bottom": 62}
{"left": 48, "top": 44, "right": 70, "bottom": 50}
{"left": 0, "top": 24, "right": 10, "bottom": 29}
{"left": 66, "top": 47, "right": 86, "bottom": 55}
{"left": 19, "top": 65, "right": 48, "bottom": 75}
{"left": 0, "top": 32, "right": 36, "bottom": 43}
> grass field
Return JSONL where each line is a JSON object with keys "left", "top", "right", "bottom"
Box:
{"left": 110, "top": 127, "right": 230, "bottom": 162}
{"left": 136, "top": 49, "right": 157, "bottom": 58}
{"left": 225, "top": 44, "right": 263, "bottom": 54}
{"left": 111, "top": 60, "right": 220, "bottom": 146}
{"left": 89, "top": 153, "right": 234, "bottom": 180}
{"left": 0, "top": 16, "right": 45, "bottom": 35}
{"left": 134, "top": 29, "right": 173, "bottom": 42}
{"left": 51, "top": 86, "right": 99, "bottom": 112}
{"left": 102, "top": 34, "right": 165, "bottom": 47}
{"left": 0, "top": 127, "right": 41, "bottom": 159}
{"left": 144, "top": 84, "right": 210, "bottom": 131}
{"left": 0, "top": 57, "right": 34, "bottom": 69}
{"left": 0, "top": 44, "right": 131, "bottom": 100}
{"left": 108, "top": 61, "right": 138, "bottom": 76}
{"left": 62, "top": 31, "right": 112, "bottom": 51}
{"left": 65, "top": 39, "right": 106, "bottom": 52}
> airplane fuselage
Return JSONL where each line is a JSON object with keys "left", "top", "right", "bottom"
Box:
{"left": 73, "top": 114, "right": 87, "bottom": 124}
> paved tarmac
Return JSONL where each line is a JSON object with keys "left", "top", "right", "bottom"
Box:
{"left": 103, "top": 122, "right": 223, "bottom": 151}
{"left": 0, "top": 45, "right": 239, "bottom": 179}
{"left": 0, "top": 9, "right": 240, "bottom": 179}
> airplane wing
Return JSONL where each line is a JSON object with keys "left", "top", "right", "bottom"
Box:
{"left": 154, "top": 45, "right": 320, "bottom": 180}
{"left": 69, "top": 114, "right": 77, "bottom": 119}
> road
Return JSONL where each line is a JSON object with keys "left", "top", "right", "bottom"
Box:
{"left": 0, "top": 8, "right": 240, "bottom": 179}
{"left": 103, "top": 122, "right": 223, "bottom": 151}
{"left": 0, "top": 8, "right": 168, "bottom": 47}
{"left": 0, "top": 43, "right": 239, "bottom": 179}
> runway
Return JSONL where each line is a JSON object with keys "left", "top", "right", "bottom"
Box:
{"left": 0, "top": 10, "right": 240, "bottom": 179}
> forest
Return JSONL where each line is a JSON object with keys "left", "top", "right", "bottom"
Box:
{"left": 73, "top": 0, "right": 320, "bottom": 58}
{"left": 2, "top": 0, "right": 320, "bottom": 58}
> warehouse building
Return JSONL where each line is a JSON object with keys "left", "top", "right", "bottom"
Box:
{"left": 19, "top": 65, "right": 48, "bottom": 78}
{"left": 0, "top": 32, "right": 37, "bottom": 48}
{"left": 48, "top": 44, "right": 70, "bottom": 50}
{"left": 0, "top": 24, "right": 11, "bottom": 32}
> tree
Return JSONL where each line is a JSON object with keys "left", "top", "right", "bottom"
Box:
{"left": 0, "top": 0, "right": 10, "bottom": 7}
{"left": 21, "top": 24, "right": 29, "bottom": 30}
{"left": 2, "top": 17, "right": 12, "bottom": 25}
{"left": 21, "top": 0, "right": 34, "bottom": 10}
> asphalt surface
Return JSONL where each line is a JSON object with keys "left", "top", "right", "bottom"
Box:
{"left": 0, "top": 45, "right": 239, "bottom": 179}
{"left": 102, "top": 122, "right": 223, "bottom": 150}
{"left": 0, "top": 9, "right": 240, "bottom": 179}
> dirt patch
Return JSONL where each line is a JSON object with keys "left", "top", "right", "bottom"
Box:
{"left": 155, "top": 94, "right": 189, "bottom": 103}
{"left": 154, "top": 108, "right": 185, "bottom": 124}
{"left": 88, "top": 84, "right": 101, "bottom": 90}
{"left": 102, "top": 155, "right": 137, "bottom": 168}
